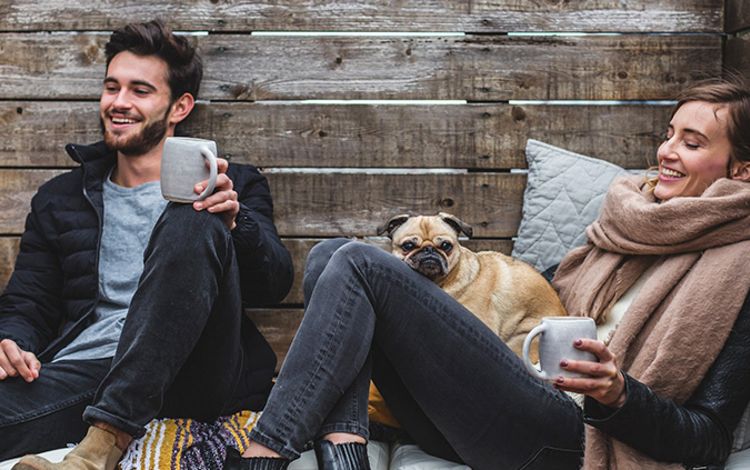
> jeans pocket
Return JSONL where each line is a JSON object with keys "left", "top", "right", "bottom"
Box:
{"left": 520, "top": 446, "right": 583, "bottom": 470}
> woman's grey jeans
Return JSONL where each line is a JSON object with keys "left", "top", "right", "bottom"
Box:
{"left": 249, "top": 239, "right": 584, "bottom": 470}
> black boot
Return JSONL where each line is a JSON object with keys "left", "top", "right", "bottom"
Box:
{"left": 223, "top": 447, "right": 289, "bottom": 470}
{"left": 314, "top": 440, "right": 371, "bottom": 470}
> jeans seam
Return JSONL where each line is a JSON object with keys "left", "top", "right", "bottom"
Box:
{"left": 249, "top": 425, "right": 299, "bottom": 460}
{"left": 272, "top": 272, "right": 357, "bottom": 449}
{"left": 0, "top": 389, "right": 96, "bottom": 427}
{"left": 318, "top": 422, "right": 369, "bottom": 439}
{"left": 350, "top": 379, "right": 359, "bottom": 426}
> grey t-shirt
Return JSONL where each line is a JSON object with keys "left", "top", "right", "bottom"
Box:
{"left": 53, "top": 176, "right": 167, "bottom": 362}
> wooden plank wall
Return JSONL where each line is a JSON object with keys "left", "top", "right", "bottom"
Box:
{"left": 725, "top": 0, "right": 750, "bottom": 78}
{"left": 0, "top": 1, "right": 725, "bottom": 367}
{"left": 725, "top": 0, "right": 750, "bottom": 34}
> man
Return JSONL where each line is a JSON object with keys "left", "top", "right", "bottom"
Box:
{"left": 0, "top": 20, "right": 293, "bottom": 469}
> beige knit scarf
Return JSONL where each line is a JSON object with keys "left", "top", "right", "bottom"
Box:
{"left": 552, "top": 176, "right": 750, "bottom": 470}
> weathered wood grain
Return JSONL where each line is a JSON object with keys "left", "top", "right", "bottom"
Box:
{"left": 0, "top": 236, "right": 513, "bottom": 304}
{"left": 0, "top": 170, "right": 65, "bottom": 234}
{"left": 245, "top": 308, "right": 303, "bottom": 369}
{"left": 203, "top": 34, "right": 720, "bottom": 101}
{"left": 725, "top": 34, "right": 750, "bottom": 79}
{"left": 266, "top": 172, "right": 526, "bottom": 238}
{"left": 0, "top": 32, "right": 111, "bottom": 100}
{"left": 0, "top": 1, "right": 723, "bottom": 33}
{"left": 0, "top": 33, "right": 721, "bottom": 100}
{"left": 0, "top": 101, "right": 667, "bottom": 169}
{"left": 726, "top": 0, "right": 750, "bottom": 33}
{"left": 0, "top": 237, "right": 20, "bottom": 289}
{"left": 0, "top": 170, "right": 526, "bottom": 237}
{"left": 0, "top": 102, "right": 101, "bottom": 167}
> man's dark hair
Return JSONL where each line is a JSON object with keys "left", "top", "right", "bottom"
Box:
{"left": 105, "top": 19, "right": 203, "bottom": 101}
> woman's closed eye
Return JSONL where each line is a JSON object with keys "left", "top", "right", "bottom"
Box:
{"left": 684, "top": 141, "right": 700, "bottom": 150}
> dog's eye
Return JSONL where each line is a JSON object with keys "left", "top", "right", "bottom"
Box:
{"left": 440, "top": 241, "right": 453, "bottom": 252}
{"left": 401, "top": 241, "right": 416, "bottom": 251}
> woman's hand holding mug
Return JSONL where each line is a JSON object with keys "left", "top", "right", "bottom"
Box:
{"left": 554, "top": 338, "right": 627, "bottom": 408}
{"left": 522, "top": 316, "right": 627, "bottom": 408}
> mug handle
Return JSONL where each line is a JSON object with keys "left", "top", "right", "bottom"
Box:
{"left": 196, "top": 146, "right": 218, "bottom": 201}
{"left": 522, "top": 323, "right": 548, "bottom": 380}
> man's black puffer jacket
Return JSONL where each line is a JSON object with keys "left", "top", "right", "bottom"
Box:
{"left": 0, "top": 141, "right": 294, "bottom": 368}
{"left": 584, "top": 290, "right": 750, "bottom": 469}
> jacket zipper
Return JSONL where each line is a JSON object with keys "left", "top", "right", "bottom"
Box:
{"left": 38, "top": 145, "right": 104, "bottom": 361}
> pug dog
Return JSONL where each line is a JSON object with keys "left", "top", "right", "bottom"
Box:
{"left": 377, "top": 212, "right": 567, "bottom": 361}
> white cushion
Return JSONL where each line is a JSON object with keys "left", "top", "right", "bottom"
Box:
{"left": 389, "top": 444, "right": 470, "bottom": 470}
{"left": 726, "top": 446, "right": 750, "bottom": 469}
{"left": 0, "top": 448, "right": 72, "bottom": 470}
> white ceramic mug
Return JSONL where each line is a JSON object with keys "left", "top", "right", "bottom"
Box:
{"left": 160, "top": 137, "right": 218, "bottom": 203}
{"left": 522, "top": 316, "right": 597, "bottom": 380}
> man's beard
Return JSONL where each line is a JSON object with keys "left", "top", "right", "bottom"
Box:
{"left": 100, "top": 111, "right": 169, "bottom": 156}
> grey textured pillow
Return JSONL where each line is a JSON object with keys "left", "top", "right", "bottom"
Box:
{"left": 511, "top": 140, "right": 630, "bottom": 273}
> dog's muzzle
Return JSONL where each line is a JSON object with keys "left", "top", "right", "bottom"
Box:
{"left": 407, "top": 247, "right": 448, "bottom": 281}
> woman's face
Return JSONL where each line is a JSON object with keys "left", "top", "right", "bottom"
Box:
{"left": 654, "top": 100, "right": 734, "bottom": 201}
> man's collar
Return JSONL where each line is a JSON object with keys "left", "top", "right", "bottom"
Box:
{"left": 64, "top": 141, "right": 114, "bottom": 165}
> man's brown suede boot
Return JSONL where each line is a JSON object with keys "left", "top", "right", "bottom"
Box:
{"left": 12, "top": 427, "right": 123, "bottom": 470}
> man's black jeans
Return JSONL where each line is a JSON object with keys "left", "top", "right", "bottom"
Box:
{"left": 248, "top": 239, "right": 585, "bottom": 470}
{"left": 0, "top": 204, "right": 269, "bottom": 460}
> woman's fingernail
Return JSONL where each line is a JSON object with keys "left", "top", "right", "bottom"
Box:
{"left": 560, "top": 360, "right": 568, "bottom": 368}
{"left": 556, "top": 376, "right": 565, "bottom": 384}
{"left": 574, "top": 339, "right": 583, "bottom": 347}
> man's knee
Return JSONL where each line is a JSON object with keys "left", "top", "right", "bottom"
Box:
{"left": 149, "top": 203, "right": 229, "bottom": 252}
{"left": 159, "top": 203, "right": 226, "bottom": 235}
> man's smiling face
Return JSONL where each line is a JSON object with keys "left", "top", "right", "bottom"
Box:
{"left": 99, "top": 51, "right": 174, "bottom": 156}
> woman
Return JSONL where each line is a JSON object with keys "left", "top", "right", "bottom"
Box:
{"left": 229, "top": 79, "right": 750, "bottom": 469}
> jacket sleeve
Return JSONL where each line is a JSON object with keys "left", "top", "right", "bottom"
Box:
{"left": 229, "top": 164, "right": 294, "bottom": 307}
{"left": 583, "top": 291, "right": 750, "bottom": 467}
{"left": 0, "top": 193, "right": 65, "bottom": 354}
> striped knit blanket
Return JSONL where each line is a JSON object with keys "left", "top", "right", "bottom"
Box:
{"left": 119, "top": 411, "right": 261, "bottom": 470}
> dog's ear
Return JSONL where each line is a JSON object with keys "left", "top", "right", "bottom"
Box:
{"left": 439, "top": 212, "right": 473, "bottom": 238}
{"left": 377, "top": 214, "right": 411, "bottom": 238}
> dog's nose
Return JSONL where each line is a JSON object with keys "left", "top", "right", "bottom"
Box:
{"left": 421, "top": 246, "right": 436, "bottom": 254}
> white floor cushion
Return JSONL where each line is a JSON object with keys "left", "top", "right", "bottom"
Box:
{"left": 389, "top": 444, "right": 470, "bottom": 470}
{"left": 726, "top": 446, "right": 750, "bottom": 469}
{"left": 0, "top": 448, "right": 73, "bottom": 470}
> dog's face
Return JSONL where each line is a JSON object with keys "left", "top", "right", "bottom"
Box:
{"left": 379, "top": 213, "right": 472, "bottom": 282}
